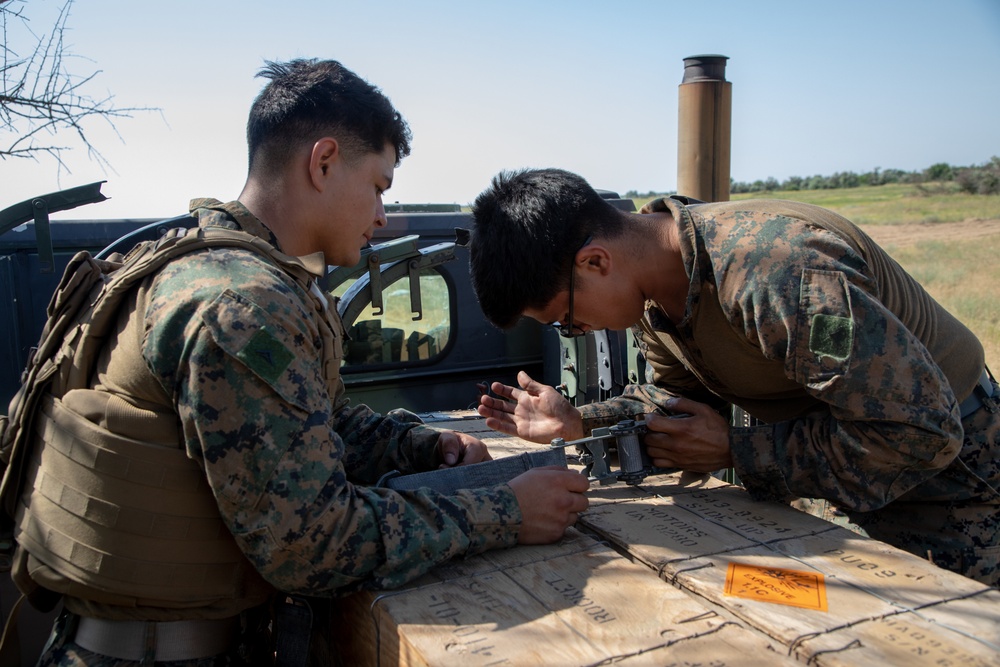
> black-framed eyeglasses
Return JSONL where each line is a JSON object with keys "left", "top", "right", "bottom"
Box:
{"left": 552, "top": 235, "right": 592, "bottom": 338}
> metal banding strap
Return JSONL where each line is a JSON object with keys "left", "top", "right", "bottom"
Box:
{"left": 73, "top": 615, "right": 237, "bottom": 661}
{"left": 378, "top": 449, "right": 568, "bottom": 494}
{"left": 959, "top": 369, "right": 995, "bottom": 419}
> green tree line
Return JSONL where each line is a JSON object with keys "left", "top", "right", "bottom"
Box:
{"left": 626, "top": 156, "right": 1000, "bottom": 199}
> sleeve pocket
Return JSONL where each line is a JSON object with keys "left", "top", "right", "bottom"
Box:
{"left": 201, "top": 288, "right": 317, "bottom": 412}
{"left": 792, "top": 268, "right": 854, "bottom": 385}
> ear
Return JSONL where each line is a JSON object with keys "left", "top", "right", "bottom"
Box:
{"left": 308, "top": 137, "right": 340, "bottom": 191}
{"left": 577, "top": 244, "right": 612, "bottom": 277}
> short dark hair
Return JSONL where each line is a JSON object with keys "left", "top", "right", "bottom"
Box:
{"left": 469, "top": 168, "right": 625, "bottom": 329}
{"left": 246, "top": 59, "right": 411, "bottom": 174}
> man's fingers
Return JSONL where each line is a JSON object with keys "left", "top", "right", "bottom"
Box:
{"left": 567, "top": 472, "right": 591, "bottom": 493}
{"left": 650, "top": 456, "right": 674, "bottom": 469}
{"left": 490, "top": 373, "right": 552, "bottom": 401}
{"left": 490, "top": 381, "right": 518, "bottom": 400}
{"left": 665, "top": 395, "right": 710, "bottom": 416}
{"left": 484, "top": 416, "right": 518, "bottom": 436}
{"left": 517, "top": 371, "right": 544, "bottom": 392}
{"left": 644, "top": 412, "right": 686, "bottom": 435}
{"left": 479, "top": 394, "right": 514, "bottom": 414}
{"left": 477, "top": 403, "right": 515, "bottom": 425}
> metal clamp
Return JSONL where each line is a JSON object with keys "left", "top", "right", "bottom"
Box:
{"left": 551, "top": 419, "right": 673, "bottom": 486}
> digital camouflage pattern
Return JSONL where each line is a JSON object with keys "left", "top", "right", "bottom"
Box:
{"left": 35, "top": 199, "right": 522, "bottom": 665}
{"left": 137, "top": 199, "right": 521, "bottom": 595}
{"left": 580, "top": 196, "right": 999, "bottom": 585}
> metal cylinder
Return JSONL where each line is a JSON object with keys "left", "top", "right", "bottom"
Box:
{"left": 677, "top": 54, "right": 732, "bottom": 202}
{"left": 609, "top": 420, "right": 647, "bottom": 478}
{"left": 616, "top": 431, "right": 644, "bottom": 476}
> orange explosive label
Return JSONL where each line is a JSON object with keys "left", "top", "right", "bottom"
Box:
{"left": 723, "top": 562, "right": 828, "bottom": 611}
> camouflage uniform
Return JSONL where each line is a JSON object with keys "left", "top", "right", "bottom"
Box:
{"left": 37, "top": 199, "right": 521, "bottom": 664}
{"left": 580, "top": 196, "right": 999, "bottom": 585}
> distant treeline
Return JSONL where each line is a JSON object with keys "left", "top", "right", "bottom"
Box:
{"left": 625, "top": 156, "right": 1000, "bottom": 198}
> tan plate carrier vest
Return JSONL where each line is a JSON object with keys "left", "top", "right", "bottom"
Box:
{"left": 0, "top": 225, "right": 322, "bottom": 613}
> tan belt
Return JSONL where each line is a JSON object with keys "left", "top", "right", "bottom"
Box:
{"left": 74, "top": 615, "right": 237, "bottom": 661}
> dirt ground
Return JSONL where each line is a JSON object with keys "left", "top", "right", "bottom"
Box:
{"left": 861, "top": 217, "right": 1000, "bottom": 248}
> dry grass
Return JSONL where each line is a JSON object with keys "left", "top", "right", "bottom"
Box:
{"left": 888, "top": 236, "right": 1000, "bottom": 371}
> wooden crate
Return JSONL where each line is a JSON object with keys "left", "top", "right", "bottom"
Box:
{"left": 332, "top": 414, "right": 1000, "bottom": 666}
{"left": 332, "top": 531, "right": 798, "bottom": 666}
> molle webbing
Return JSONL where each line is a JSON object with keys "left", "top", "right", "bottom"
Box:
{"left": 63, "top": 226, "right": 321, "bottom": 394}
{"left": 3, "top": 226, "right": 319, "bottom": 518}
{"left": 15, "top": 395, "right": 244, "bottom": 605}
{"left": 2, "top": 224, "right": 317, "bottom": 608}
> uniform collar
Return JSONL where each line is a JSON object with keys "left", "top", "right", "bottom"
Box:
{"left": 639, "top": 196, "right": 705, "bottom": 329}
{"left": 188, "top": 198, "right": 327, "bottom": 278}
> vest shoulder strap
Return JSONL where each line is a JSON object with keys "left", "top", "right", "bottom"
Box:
{"left": 0, "top": 224, "right": 308, "bottom": 553}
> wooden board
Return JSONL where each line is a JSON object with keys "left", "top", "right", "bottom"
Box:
{"left": 794, "top": 588, "right": 1000, "bottom": 666}
{"left": 613, "top": 623, "right": 803, "bottom": 666}
{"left": 333, "top": 537, "right": 796, "bottom": 666}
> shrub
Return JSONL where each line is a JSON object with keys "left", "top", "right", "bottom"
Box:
{"left": 956, "top": 157, "right": 1000, "bottom": 195}
{"left": 925, "top": 162, "right": 954, "bottom": 181}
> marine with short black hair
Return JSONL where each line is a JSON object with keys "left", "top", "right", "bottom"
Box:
{"left": 470, "top": 167, "right": 999, "bottom": 586}
{"left": 7, "top": 62, "right": 589, "bottom": 666}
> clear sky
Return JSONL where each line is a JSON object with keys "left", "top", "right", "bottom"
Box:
{"left": 4, "top": 0, "right": 1000, "bottom": 220}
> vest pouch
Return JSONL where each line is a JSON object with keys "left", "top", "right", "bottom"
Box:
{"left": 2, "top": 226, "right": 320, "bottom": 617}
{"left": 11, "top": 542, "right": 62, "bottom": 612}
{"left": 13, "top": 394, "right": 258, "bottom": 609}
{"left": 1, "top": 251, "right": 113, "bottom": 523}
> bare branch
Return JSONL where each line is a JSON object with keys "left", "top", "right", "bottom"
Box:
{"left": 0, "top": 0, "right": 158, "bottom": 176}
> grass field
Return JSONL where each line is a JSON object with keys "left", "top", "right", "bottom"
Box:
{"left": 634, "top": 184, "right": 1000, "bottom": 371}
{"left": 730, "top": 183, "right": 1000, "bottom": 226}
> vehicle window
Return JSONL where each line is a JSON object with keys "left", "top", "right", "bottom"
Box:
{"left": 333, "top": 269, "right": 451, "bottom": 368}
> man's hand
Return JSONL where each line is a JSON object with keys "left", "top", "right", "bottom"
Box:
{"left": 435, "top": 430, "right": 493, "bottom": 468}
{"left": 508, "top": 467, "right": 590, "bottom": 544}
{"left": 478, "top": 371, "right": 584, "bottom": 443}
{"left": 643, "top": 396, "right": 733, "bottom": 472}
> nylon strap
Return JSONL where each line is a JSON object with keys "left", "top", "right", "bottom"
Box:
{"left": 0, "top": 593, "right": 25, "bottom": 667}
{"left": 378, "top": 449, "right": 568, "bottom": 494}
